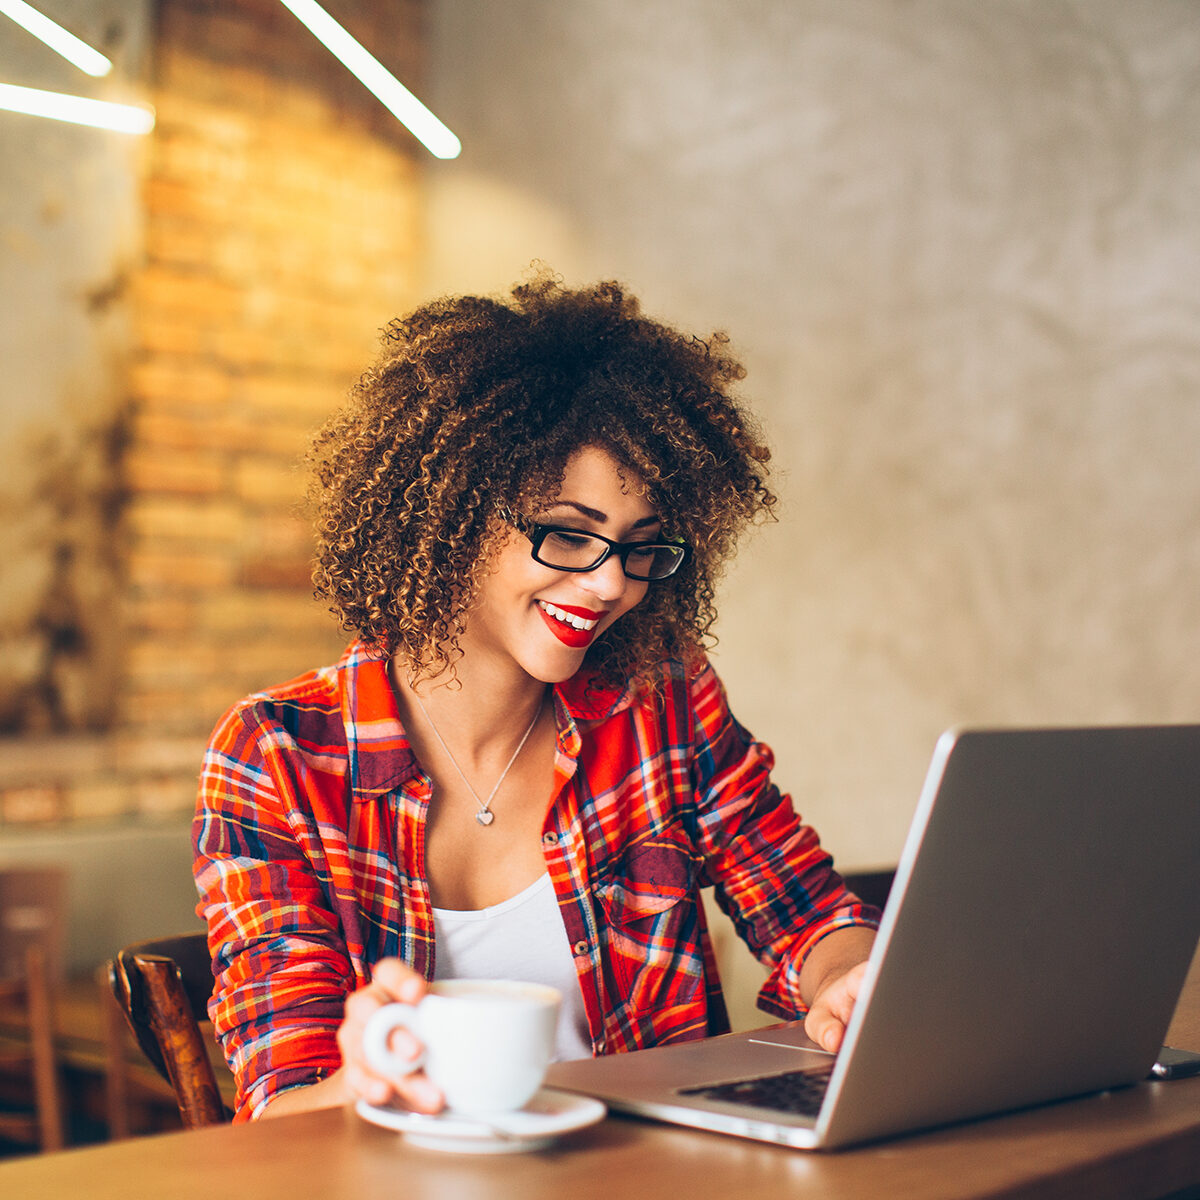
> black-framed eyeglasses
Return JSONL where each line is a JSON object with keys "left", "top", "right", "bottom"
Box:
{"left": 516, "top": 519, "right": 690, "bottom": 581}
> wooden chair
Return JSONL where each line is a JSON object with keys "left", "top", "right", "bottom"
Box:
{"left": 107, "top": 933, "right": 230, "bottom": 1129}
{"left": 0, "top": 867, "right": 67, "bottom": 1153}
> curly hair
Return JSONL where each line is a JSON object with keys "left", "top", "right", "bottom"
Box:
{"left": 309, "top": 270, "right": 776, "bottom": 690}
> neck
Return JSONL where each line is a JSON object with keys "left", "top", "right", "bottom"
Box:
{"left": 390, "top": 658, "right": 549, "bottom": 761}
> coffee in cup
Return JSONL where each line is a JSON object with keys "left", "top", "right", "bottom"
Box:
{"left": 362, "top": 979, "right": 561, "bottom": 1114}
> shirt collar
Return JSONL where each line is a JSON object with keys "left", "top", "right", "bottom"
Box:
{"left": 339, "top": 642, "right": 422, "bottom": 800}
{"left": 338, "top": 641, "right": 641, "bottom": 803}
{"left": 556, "top": 667, "right": 638, "bottom": 721}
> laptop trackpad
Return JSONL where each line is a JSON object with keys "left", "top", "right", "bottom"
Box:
{"left": 546, "top": 1022, "right": 832, "bottom": 1097}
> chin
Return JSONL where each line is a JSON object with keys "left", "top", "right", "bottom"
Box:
{"left": 517, "top": 642, "right": 592, "bottom": 685}
{"left": 527, "top": 658, "right": 587, "bottom": 686}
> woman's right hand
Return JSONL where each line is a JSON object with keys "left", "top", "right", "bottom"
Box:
{"left": 337, "top": 957, "right": 445, "bottom": 1112}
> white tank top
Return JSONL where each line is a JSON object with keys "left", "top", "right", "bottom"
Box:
{"left": 431, "top": 873, "right": 593, "bottom": 1061}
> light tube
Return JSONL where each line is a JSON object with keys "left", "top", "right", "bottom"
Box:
{"left": 0, "top": 81, "right": 154, "bottom": 133}
{"left": 277, "top": 0, "right": 461, "bottom": 159}
{"left": 0, "top": 0, "right": 112, "bottom": 76}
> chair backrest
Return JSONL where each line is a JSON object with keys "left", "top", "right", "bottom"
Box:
{"left": 841, "top": 868, "right": 896, "bottom": 914}
{"left": 0, "top": 866, "right": 67, "bottom": 1152}
{"left": 108, "top": 932, "right": 229, "bottom": 1128}
{"left": 0, "top": 868, "right": 68, "bottom": 1156}
{"left": 0, "top": 866, "right": 67, "bottom": 985}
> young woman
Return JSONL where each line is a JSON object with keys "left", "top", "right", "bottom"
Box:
{"left": 194, "top": 273, "right": 878, "bottom": 1122}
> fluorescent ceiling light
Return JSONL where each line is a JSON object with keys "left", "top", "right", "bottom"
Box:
{"left": 0, "top": 0, "right": 112, "bottom": 76}
{"left": 0, "top": 81, "right": 154, "bottom": 133}
{"left": 277, "top": 0, "right": 461, "bottom": 159}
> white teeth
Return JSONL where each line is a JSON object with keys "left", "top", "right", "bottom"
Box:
{"left": 539, "top": 602, "right": 598, "bottom": 631}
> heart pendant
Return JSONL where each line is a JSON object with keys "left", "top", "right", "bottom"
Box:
{"left": 475, "top": 810, "right": 495, "bottom": 827}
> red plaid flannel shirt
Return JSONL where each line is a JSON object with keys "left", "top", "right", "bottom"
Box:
{"left": 194, "top": 642, "right": 877, "bottom": 1120}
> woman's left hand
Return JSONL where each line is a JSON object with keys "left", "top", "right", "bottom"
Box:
{"left": 798, "top": 926, "right": 876, "bottom": 1053}
{"left": 803, "top": 958, "right": 871, "bottom": 1053}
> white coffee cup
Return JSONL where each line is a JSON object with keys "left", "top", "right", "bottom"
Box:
{"left": 362, "top": 979, "right": 561, "bottom": 1114}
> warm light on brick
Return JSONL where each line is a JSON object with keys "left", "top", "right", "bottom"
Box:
{"left": 0, "top": 0, "right": 423, "bottom": 828}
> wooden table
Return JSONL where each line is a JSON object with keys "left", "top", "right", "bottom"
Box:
{"left": 3, "top": 949, "right": 1198, "bottom": 1200}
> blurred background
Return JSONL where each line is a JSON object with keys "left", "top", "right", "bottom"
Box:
{"left": 0, "top": 0, "right": 1198, "bottom": 1106}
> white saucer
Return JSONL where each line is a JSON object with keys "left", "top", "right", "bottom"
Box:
{"left": 355, "top": 1088, "right": 606, "bottom": 1154}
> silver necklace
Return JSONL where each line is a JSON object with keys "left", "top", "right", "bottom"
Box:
{"left": 412, "top": 693, "right": 543, "bottom": 827}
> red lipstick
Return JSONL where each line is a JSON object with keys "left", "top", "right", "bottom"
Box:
{"left": 537, "top": 601, "right": 605, "bottom": 649}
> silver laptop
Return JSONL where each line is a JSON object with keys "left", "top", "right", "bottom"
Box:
{"left": 547, "top": 725, "right": 1200, "bottom": 1150}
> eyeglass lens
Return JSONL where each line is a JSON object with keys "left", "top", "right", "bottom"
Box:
{"left": 536, "top": 529, "right": 684, "bottom": 579}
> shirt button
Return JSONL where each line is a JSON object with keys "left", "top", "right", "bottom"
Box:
{"left": 572, "top": 940, "right": 589, "bottom": 956}
{"left": 542, "top": 831, "right": 559, "bottom": 847}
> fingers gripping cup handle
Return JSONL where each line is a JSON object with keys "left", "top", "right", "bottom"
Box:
{"left": 363, "top": 1003, "right": 425, "bottom": 1077}
{"left": 360, "top": 981, "right": 560, "bottom": 1113}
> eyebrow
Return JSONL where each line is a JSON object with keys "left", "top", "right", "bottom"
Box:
{"left": 545, "top": 500, "right": 661, "bottom": 529}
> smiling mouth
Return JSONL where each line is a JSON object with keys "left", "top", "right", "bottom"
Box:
{"left": 537, "top": 601, "right": 604, "bottom": 648}
{"left": 538, "top": 602, "right": 600, "bottom": 631}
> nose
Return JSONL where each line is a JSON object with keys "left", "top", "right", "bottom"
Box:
{"left": 578, "top": 551, "right": 632, "bottom": 604}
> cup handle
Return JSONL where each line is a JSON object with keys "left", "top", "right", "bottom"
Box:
{"left": 362, "top": 1003, "right": 425, "bottom": 1077}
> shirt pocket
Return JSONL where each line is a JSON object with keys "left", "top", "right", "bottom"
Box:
{"left": 593, "top": 827, "right": 706, "bottom": 1006}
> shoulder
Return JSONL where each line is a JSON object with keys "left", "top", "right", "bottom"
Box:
{"left": 205, "top": 642, "right": 372, "bottom": 755}
{"left": 559, "top": 652, "right": 727, "bottom": 723}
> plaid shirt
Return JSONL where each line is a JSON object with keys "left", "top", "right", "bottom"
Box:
{"left": 194, "top": 641, "right": 877, "bottom": 1121}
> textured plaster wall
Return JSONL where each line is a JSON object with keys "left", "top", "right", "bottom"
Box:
{"left": 424, "top": 0, "right": 1200, "bottom": 1025}
{"left": 424, "top": 0, "right": 1200, "bottom": 866}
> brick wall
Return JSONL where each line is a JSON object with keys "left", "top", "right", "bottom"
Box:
{"left": 0, "top": 0, "right": 425, "bottom": 827}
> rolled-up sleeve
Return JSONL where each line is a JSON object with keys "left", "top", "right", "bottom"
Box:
{"left": 193, "top": 706, "right": 350, "bottom": 1121}
{"left": 687, "top": 661, "right": 880, "bottom": 1019}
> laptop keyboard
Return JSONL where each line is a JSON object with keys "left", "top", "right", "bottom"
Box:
{"left": 679, "top": 1063, "right": 835, "bottom": 1117}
